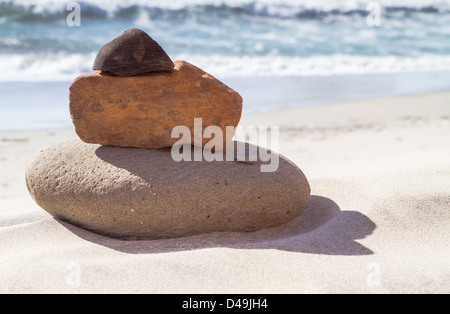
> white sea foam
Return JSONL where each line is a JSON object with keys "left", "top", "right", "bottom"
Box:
{"left": 4, "top": 0, "right": 450, "bottom": 15}
{"left": 0, "top": 53, "right": 96, "bottom": 82}
{"left": 185, "top": 54, "right": 450, "bottom": 77}
{"left": 1, "top": 52, "right": 450, "bottom": 82}
{"left": 1, "top": 0, "right": 449, "bottom": 81}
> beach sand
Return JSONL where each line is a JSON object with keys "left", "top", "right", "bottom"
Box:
{"left": 0, "top": 91, "right": 449, "bottom": 294}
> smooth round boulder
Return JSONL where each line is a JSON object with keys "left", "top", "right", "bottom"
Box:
{"left": 25, "top": 140, "right": 310, "bottom": 239}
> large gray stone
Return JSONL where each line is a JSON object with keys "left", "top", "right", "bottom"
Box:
{"left": 25, "top": 140, "right": 310, "bottom": 239}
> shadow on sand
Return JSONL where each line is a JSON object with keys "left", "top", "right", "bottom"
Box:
{"left": 58, "top": 195, "right": 376, "bottom": 256}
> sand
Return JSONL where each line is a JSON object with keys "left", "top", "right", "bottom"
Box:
{"left": 1, "top": 91, "right": 449, "bottom": 294}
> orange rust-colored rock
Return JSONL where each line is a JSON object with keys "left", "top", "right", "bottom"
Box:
{"left": 69, "top": 60, "right": 243, "bottom": 149}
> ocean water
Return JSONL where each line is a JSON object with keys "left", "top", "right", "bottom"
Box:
{"left": 0, "top": 0, "right": 450, "bottom": 130}
{"left": 1, "top": 0, "right": 450, "bottom": 80}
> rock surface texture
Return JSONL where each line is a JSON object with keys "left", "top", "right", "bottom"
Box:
{"left": 25, "top": 140, "right": 311, "bottom": 239}
{"left": 70, "top": 60, "right": 243, "bottom": 149}
{"left": 93, "top": 28, "right": 174, "bottom": 76}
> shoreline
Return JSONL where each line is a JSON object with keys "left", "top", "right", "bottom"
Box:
{"left": 1, "top": 70, "right": 450, "bottom": 131}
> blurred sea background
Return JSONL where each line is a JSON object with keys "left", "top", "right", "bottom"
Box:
{"left": 1, "top": 0, "right": 450, "bottom": 130}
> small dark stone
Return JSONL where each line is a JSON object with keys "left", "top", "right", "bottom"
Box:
{"left": 93, "top": 28, "right": 174, "bottom": 76}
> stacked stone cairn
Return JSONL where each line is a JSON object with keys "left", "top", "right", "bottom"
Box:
{"left": 25, "top": 29, "right": 310, "bottom": 239}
